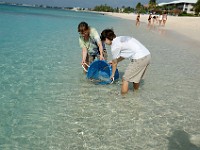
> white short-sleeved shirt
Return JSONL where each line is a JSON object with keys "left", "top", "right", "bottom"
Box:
{"left": 111, "top": 36, "right": 150, "bottom": 60}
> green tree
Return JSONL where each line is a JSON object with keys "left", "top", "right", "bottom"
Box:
{"left": 123, "top": 6, "right": 134, "bottom": 13}
{"left": 93, "top": 4, "right": 114, "bottom": 12}
{"left": 194, "top": 0, "right": 200, "bottom": 15}
{"left": 93, "top": 5, "right": 134, "bottom": 13}
{"left": 149, "top": 0, "right": 156, "bottom": 5}
{"left": 135, "top": 2, "right": 142, "bottom": 12}
{"left": 149, "top": 0, "right": 157, "bottom": 10}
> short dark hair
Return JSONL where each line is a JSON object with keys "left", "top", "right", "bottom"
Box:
{"left": 78, "top": 21, "right": 89, "bottom": 32}
{"left": 100, "top": 29, "right": 116, "bottom": 41}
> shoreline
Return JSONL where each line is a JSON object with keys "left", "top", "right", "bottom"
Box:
{"left": 102, "top": 12, "right": 200, "bottom": 42}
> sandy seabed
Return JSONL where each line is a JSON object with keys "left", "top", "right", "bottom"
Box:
{"left": 86, "top": 12, "right": 200, "bottom": 149}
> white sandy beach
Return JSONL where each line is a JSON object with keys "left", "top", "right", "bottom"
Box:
{"left": 103, "top": 12, "right": 200, "bottom": 42}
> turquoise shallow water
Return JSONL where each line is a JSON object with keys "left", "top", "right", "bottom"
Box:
{"left": 1, "top": 4, "right": 200, "bottom": 150}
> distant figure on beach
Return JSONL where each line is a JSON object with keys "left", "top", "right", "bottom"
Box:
{"left": 100, "top": 29, "right": 151, "bottom": 95}
{"left": 158, "top": 13, "right": 163, "bottom": 26}
{"left": 78, "top": 22, "right": 107, "bottom": 73}
{"left": 148, "top": 13, "right": 152, "bottom": 27}
{"left": 152, "top": 15, "right": 157, "bottom": 27}
{"left": 162, "top": 11, "right": 168, "bottom": 26}
{"left": 136, "top": 13, "right": 140, "bottom": 26}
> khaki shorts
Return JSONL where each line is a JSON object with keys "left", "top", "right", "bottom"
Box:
{"left": 86, "top": 50, "right": 108, "bottom": 64}
{"left": 123, "top": 55, "right": 151, "bottom": 83}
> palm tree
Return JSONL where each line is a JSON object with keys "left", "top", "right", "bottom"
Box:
{"left": 149, "top": 0, "right": 157, "bottom": 10}
{"left": 136, "top": 2, "right": 142, "bottom": 12}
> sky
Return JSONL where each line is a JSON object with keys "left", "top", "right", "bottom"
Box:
{"left": 1, "top": 0, "right": 173, "bottom": 8}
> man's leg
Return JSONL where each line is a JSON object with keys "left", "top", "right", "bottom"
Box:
{"left": 133, "top": 82, "right": 140, "bottom": 90}
{"left": 121, "top": 79, "right": 129, "bottom": 95}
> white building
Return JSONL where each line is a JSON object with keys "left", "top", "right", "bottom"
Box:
{"left": 158, "top": 0, "right": 197, "bottom": 14}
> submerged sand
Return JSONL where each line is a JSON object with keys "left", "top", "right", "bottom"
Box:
{"left": 85, "top": 12, "right": 200, "bottom": 149}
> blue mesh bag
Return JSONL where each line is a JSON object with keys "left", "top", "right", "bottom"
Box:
{"left": 83, "top": 60, "right": 119, "bottom": 85}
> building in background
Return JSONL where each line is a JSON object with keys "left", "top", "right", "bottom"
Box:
{"left": 158, "top": 0, "right": 197, "bottom": 14}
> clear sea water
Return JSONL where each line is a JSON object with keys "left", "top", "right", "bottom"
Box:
{"left": 1, "top": 4, "right": 200, "bottom": 150}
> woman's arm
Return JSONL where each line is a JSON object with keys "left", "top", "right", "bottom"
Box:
{"left": 97, "top": 41, "right": 104, "bottom": 60}
{"left": 81, "top": 47, "right": 87, "bottom": 65}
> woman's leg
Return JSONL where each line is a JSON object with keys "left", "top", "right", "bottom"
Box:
{"left": 89, "top": 55, "right": 95, "bottom": 64}
{"left": 121, "top": 79, "right": 129, "bottom": 95}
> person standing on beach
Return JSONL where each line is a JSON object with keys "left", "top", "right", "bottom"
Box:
{"left": 100, "top": 29, "right": 151, "bottom": 95}
{"left": 78, "top": 21, "right": 107, "bottom": 72}
{"left": 162, "top": 11, "right": 168, "bottom": 26}
{"left": 159, "top": 13, "right": 163, "bottom": 26}
{"left": 152, "top": 15, "right": 157, "bottom": 27}
{"left": 148, "top": 13, "right": 152, "bottom": 27}
{"left": 136, "top": 13, "right": 140, "bottom": 26}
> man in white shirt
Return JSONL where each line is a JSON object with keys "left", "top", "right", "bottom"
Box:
{"left": 101, "top": 29, "right": 151, "bottom": 95}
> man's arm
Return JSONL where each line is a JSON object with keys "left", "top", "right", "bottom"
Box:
{"left": 111, "top": 57, "right": 124, "bottom": 79}
{"left": 111, "top": 59, "right": 117, "bottom": 79}
{"left": 117, "top": 57, "right": 124, "bottom": 63}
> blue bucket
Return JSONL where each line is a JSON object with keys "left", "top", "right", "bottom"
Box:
{"left": 85, "top": 60, "right": 119, "bottom": 85}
